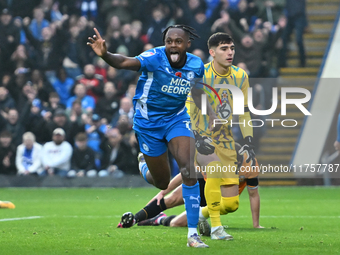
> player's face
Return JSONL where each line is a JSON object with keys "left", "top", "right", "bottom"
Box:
{"left": 209, "top": 42, "right": 235, "bottom": 69}
{"left": 164, "top": 28, "right": 191, "bottom": 68}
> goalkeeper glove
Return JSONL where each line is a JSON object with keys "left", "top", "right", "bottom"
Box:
{"left": 193, "top": 130, "right": 215, "bottom": 155}
{"left": 238, "top": 136, "right": 256, "bottom": 166}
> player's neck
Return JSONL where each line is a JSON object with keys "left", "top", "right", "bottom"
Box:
{"left": 212, "top": 60, "right": 231, "bottom": 76}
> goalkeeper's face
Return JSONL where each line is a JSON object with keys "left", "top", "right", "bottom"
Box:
{"left": 209, "top": 43, "right": 235, "bottom": 69}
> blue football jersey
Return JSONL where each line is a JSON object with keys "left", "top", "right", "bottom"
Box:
{"left": 134, "top": 46, "right": 204, "bottom": 127}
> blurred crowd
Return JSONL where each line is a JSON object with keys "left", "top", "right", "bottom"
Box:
{"left": 0, "top": 0, "right": 307, "bottom": 177}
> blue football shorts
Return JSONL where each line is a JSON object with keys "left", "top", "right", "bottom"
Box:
{"left": 134, "top": 114, "right": 194, "bottom": 157}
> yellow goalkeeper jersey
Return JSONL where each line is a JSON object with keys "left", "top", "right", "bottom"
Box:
{"left": 186, "top": 61, "right": 252, "bottom": 150}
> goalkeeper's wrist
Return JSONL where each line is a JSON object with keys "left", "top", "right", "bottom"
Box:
{"left": 244, "top": 136, "right": 253, "bottom": 145}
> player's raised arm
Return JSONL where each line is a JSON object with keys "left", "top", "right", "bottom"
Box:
{"left": 87, "top": 28, "right": 141, "bottom": 71}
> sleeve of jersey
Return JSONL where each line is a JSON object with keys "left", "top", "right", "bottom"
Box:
{"left": 191, "top": 61, "right": 205, "bottom": 89}
{"left": 135, "top": 49, "right": 161, "bottom": 72}
{"left": 239, "top": 73, "right": 253, "bottom": 138}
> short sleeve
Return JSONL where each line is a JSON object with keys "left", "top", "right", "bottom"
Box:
{"left": 191, "top": 61, "right": 205, "bottom": 89}
{"left": 135, "top": 49, "right": 161, "bottom": 72}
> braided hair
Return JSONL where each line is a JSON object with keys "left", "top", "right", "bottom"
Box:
{"left": 162, "top": 25, "right": 200, "bottom": 42}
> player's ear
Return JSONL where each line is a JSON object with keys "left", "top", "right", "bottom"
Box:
{"left": 209, "top": 48, "right": 215, "bottom": 58}
{"left": 187, "top": 40, "right": 191, "bottom": 48}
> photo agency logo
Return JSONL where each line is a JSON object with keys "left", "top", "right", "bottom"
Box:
{"left": 199, "top": 82, "right": 312, "bottom": 128}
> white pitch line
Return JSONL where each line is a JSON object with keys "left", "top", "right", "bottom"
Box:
{"left": 58, "top": 215, "right": 340, "bottom": 219}
{"left": 231, "top": 215, "right": 340, "bottom": 219}
{"left": 0, "top": 216, "right": 42, "bottom": 222}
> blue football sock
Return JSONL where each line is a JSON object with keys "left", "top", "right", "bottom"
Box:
{"left": 182, "top": 182, "right": 200, "bottom": 236}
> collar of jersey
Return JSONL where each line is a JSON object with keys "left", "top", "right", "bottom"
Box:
{"left": 211, "top": 61, "right": 231, "bottom": 77}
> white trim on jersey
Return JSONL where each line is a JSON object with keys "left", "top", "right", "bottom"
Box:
{"left": 176, "top": 105, "right": 186, "bottom": 115}
{"left": 136, "top": 72, "right": 153, "bottom": 119}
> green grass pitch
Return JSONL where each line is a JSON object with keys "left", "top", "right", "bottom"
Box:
{"left": 0, "top": 187, "right": 339, "bottom": 255}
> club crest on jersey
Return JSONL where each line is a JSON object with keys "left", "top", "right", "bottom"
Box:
{"left": 217, "top": 90, "right": 232, "bottom": 119}
{"left": 187, "top": 71, "right": 195, "bottom": 80}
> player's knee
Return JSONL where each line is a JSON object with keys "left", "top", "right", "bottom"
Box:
{"left": 166, "top": 195, "right": 181, "bottom": 208}
{"left": 169, "top": 220, "right": 178, "bottom": 227}
{"left": 154, "top": 180, "right": 169, "bottom": 190}
{"left": 179, "top": 166, "right": 190, "bottom": 178}
{"left": 169, "top": 218, "right": 185, "bottom": 227}
{"left": 220, "top": 195, "right": 239, "bottom": 215}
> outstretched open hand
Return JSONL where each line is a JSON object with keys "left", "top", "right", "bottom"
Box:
{"left": 87, "top": 28, "right": 107, "bottom": 57}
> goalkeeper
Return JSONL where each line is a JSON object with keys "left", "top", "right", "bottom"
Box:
{"left": 133, "top": 142, "right": 262, "bottom": 233}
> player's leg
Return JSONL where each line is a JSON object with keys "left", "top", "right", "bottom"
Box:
{"left": 196, "top": 147, "right": 237, "bottom": 240}
{"left": 168, "top": 135, "right": 208, "bottom": 248}
{"left": 136, "top": 185, "right": 184, "bottom": 226}
{"left": 219, "top": 148, "right": 239, "bottom": 218}
{"left": 212, "top": 149, "right": 239, "bottom": 240}
{"left": 137, "top": 152, "right": 154, "bottom": 184}
{"left": 135, "top": 129, "right": 172, "bottom": 190}
{"left": 196, "top": 153, "right": 223, "bottom": 231}
{"left": 118, "top": 131, "right": 172, "bottom": 228}
{"left": 169, "top": 211, "right": 187, "bottom": 227}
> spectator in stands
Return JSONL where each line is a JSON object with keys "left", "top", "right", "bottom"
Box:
{"left": 24, "top": 98, "right": 49, "bottom": 144}
{"left": 116, "top": 114, "right": 133, "bottom": 141}
{"left": 0, "top": 130, "right": 17, "bottom": 175}
{"left": 29, "top": 7, "right": 50, "bottom": 41}
{"left": 125, "top": 83, "right": 136, "bottom": 100}
{"left": 40, "top": 0, "right": 63, "bottom": 22}
{"left": 100, "top": 0, "right": 132, "bottom": 24}
{"left": 94, "top": 57, "right": 108, "bottom": 82}
{"left": 41, "top": 128, "right": 73, "bottom": 177}
{"left": 4, "top": 73, "right": 27, "bottom": 104}
{"left": 94, "top": 81, "right": 119, "bottom": 123}
{"left": 106, "top": 65, "right": 136, "bottom": 97}
{"left": 52, "top": 67, "right": 74, "bottom": 106}
{"left": 43, "top": 108, "right": 84, "bottom": 145}
{"left": 66, "top": 99, "right": 87, "bottom": 126}
{"left": 67, "top": 83, "right": 95, "bottom": 112}
{"left": 8, "top": 0, "right": 40, "bottom": 19}
{"left": 80, "top": 0, "right": 98, "bottom": 21}
{"left": 69, "top": 132, "right": 98, "bottom": 177}
{"left": 62, "top": 24, "right": 84, "bottom": 80}
{"left": 22, "top": 16, "right": 64, "bottom": 84}
{"left": 76, "top": 64, "right": 104, "bottom": 101}
{"left": 9, "top": 44, "right": 33, "bottom": 74}
{"left": 44, "top": 92, "right": 65, "bottom": 116}
{"left": 30, "top": 69, "right": 55, "bottom": 103}
{"left": 0, "top": 8, "right": 20, "bottom": 75}
{"left": 192, "top": 48, "right": 207, "bottom": 63}
{"left": 85, "top": 114, "right": 106, "bottom": 169}
{"left": 117, "top": 23, "right": 144, "bottom": 57}
{"left": 111, "top": 96, "right": 134, "bottom": 127}
{"left": 105, "top": 15, "right": 121, "bottom": 42}
{"left": 15, "top": 132, "right": 43, "bottom": 175}
{"left": 146, "top": 7, "right": 173, "bottom": 47}
{"left": 16, "top": 81, "right": 38, "bottom": 112}
{"left": 256, "top": 0, "right": 284, "bottom": 25}
{"left": 189, "top": 9, "right": 216, "bottom": 55}
{"left": 278, "top": 0, "right": 306, "bottom": 67}
{"left": 100, "top": 127, "right": 138, "bottom": 177}
{"left": 0, "top": 86, "right": 16, "bottom": 113}
{"left": 0, "top": 107, "right": 30, "bottom": 146}
{"left": 233, "top": 33, "right": 266, "bottom": 78}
